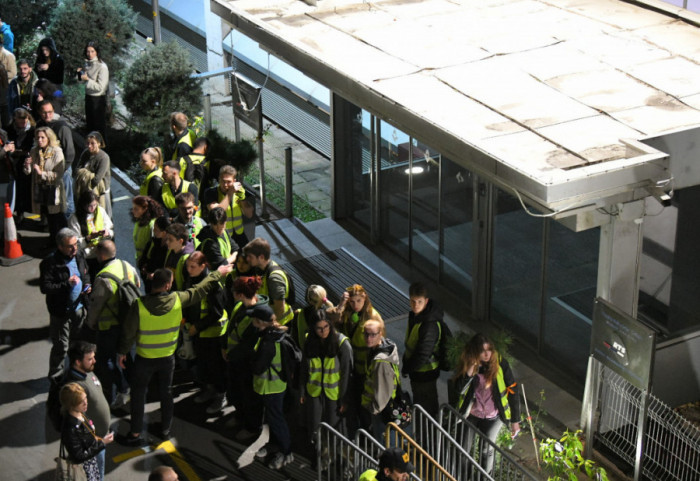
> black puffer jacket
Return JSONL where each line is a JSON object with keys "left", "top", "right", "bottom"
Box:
{"left": 402, "top": 299, "right": 443, "bottom": 382}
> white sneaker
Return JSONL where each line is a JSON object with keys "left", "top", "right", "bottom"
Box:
{"left": 268, "top": 452, "right": 285, "bottom": 469}
{"left": 206, "top": 393, "right": 227, "bottom": 414}
{"left": 282, "top": 453, "right": 294, "bottom": 467}
{"left": 194, "top": 387, "right": 214, "bottom": 404}
{"left": 255, "top": 445, "right": 269, "bottom": 459}
{"left": 111, "top": 391, "right": 131, "bottom": 409}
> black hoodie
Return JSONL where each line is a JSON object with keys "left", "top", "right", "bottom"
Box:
{"left": 402, "top": 299, "right": 444, "bottom": 382}
{"left": 35, "top": 38, "right": 65, "bottom": 86}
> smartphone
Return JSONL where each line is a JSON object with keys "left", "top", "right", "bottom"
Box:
{"left": 82, "top": 283, "right": 91, "bottom": 293}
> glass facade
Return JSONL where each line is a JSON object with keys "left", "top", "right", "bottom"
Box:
{"left": 342, "top": 98, "right": 599, "bottom": 382}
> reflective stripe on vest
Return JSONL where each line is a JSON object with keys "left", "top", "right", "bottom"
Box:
{"left": 457, "top": 364, "right": 513, "bottom": 422}
{"left": 95, "top": 260, "right": 136, "bottom": 331}
{"left": 404, "top": 320, "right": 440, "bottom": 373}
{"left": 136, "top": 296, "right": 182, "bottom": 358}
{"left": 201, "top": 233, "right": 232, "bottom": 263}
{"left": 200, "top": 280, "right": 228, "bottom": 338}
{"left": 140, "top": 168, "right": 162, "bottom": 196}
{"left": 305, "top": 334, "right": 348, "bottom": 400}
{"left": 253, "top": 338, "right": 286, "bottom": 394}
{"left": 258, "top": 261, "right": 293, "bottom": 324}
{"left": 188, "top": 217, "right": 206, "bottom": 250}
{"left": 217, "top": 188, "right": 244, "bottom": 236}
{"left": 133, "top": 219, "right": 155, "bottom": 263}
{"left": 172, "top": 129, "right": 196, "bottom": 160}
{"left": 85, "top": 207, "right": 105, "bottom": 247}
{"left": 361, "top": 358, "right": 398, "bottom": 409}
{"left": 161, "top": 179, "right": 191, "bottom": 210}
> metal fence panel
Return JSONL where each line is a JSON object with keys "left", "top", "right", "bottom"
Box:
{"left": 595, "top": 366, "right": 700, "bottom": 481}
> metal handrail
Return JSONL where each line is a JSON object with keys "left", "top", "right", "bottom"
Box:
{"left": 439, "top": 404, "right": 540, "bottom": 481}
{"left": 386, "top": 421, "right": 458, "bottom": 481}
{"left": 317, "top": 423, "right": 379, "bottom": 481}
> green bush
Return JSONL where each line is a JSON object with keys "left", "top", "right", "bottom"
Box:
{"left": 1, "top": 0, "right": 59, "bottom": 50}
{"left": 48, "top": 0, "right": 137, "bottom": 79}
{"left": 122, "top": 41, "right": 203, "bottom": 133}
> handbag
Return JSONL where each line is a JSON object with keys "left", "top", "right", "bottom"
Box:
{"left": 381, "top": 365, "right": 412, "bottom": 427}
{"left": 55, "top": 443, "right": 87, "bottom": 481}
{"left": 34, "top": 182, "right": 60, "bottom": 206}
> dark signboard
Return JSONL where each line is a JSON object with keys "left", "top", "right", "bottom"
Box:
{"left": 231, "top": 72, "right": 262, "bottom": 133}
{"left": 591, "top": 298, "right": 656, "bottom": 390}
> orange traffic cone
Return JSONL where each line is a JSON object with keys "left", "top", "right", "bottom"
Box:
{"left": 1, "top": 203, "right": 29, "bottom": 266}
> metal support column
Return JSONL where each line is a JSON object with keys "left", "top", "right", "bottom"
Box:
{"left": 152, "top": 0, "right": 162, "bottom": 44}
{"left": 581, "top": 356, "right": 601, "bottom": 460}
{"left": 285, "top": 147, "right": 293, "bottom": 218}
{"left": 203, "top": 94, "right": 212, "bottom": 133}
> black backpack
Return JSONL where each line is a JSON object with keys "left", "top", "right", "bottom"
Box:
{"left": 437, "top": 320, "right": 454, "bottom": 371}
{"left": 274, "top": 332, "right": 303, "bottom": 388}
{"left": 97, "top": 261, "right": 141, "bottom": 320}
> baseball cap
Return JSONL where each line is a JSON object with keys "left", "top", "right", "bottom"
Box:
{"left": 247, "top": 304, "right": 274, "bottom": 323}
{"left": 378, "top": 447, "right": 414, "bottom": 473}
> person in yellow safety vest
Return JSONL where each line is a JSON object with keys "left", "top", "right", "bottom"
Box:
{"left": 178, "top": 137, "right": 210, "bottom": 189}
{"left": 86, "top": 240, "right": 140, "bottom": 409}
{"left": 197, "top": 207, "right": 236, "bottom": 269}
{"left": 243, "top": 237, "right": 294, "bottom": 325}
{"left": 452, "top": 333, "right": 520, "bottom": 477}
{"left": 117, "top": 263, "right": 233, "bottom": 447}
{"left": 250, "top": 304, "right": 295, "bottom": 470}
{"left": 222, "top": 276, "right": 266, "bottom": 439}
{"left": 138, "top": 147, "right": 164, "bottom": 198}
{"left": 327, "top": 284, "right": 383, "bottom": 437}
{"left": 131, "top": 196, "right": 164, "bottom": 264}
{"left": 182, "top": 252, "right": 229, "bottom": 414}
{"left": 138, "top": 216, "right": 170, "bottom": 294}
{"left": 360, "top": 319, "right": 401, "bottom": 442}
{"left": 68, "top": 190, "right": 114, "bottom": 278}
{"left": 174, "top": 192, "right": 206, "bottom": 251}
{"left": 290, "top": 284, "right": 335, "bottom": 351}
{"left": 168, "top": 111, "right": 196, "bottom": 160}
{"left": 158, "top": 160, "right": 199, "bottom": 218}
{"left": 402, "top": 281, "right": 443, "bottom": 418}
{"left": 164, "top": 223, "right": 190, "bottom": 290}
{"left": 358, "top": 447, "right": 414, "bottom": 481}
{"left": 300, "top": 309, "right": 352, "bottom": 446}
{"left": 202, "top": 165, "right": 254, "bottom": 249}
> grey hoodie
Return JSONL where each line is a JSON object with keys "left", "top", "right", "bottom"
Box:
{"left": 363, "top": 337, "right": 400, "bottom": 415}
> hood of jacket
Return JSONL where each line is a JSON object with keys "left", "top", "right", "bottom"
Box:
{"left": 370, "top": 337, "right": 400, "bottom": 365}
{"left": 38, "top": 37, "right": 58, "bottom": 55}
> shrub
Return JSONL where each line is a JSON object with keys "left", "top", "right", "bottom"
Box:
{"left": 48, "top": 0, "right": 137, "bottom": 79}
{"left": 122, "top": 41, "right": 203, "bottom": 133}
{"left": 0, "top": 1, "right": 59, "bottom": 50}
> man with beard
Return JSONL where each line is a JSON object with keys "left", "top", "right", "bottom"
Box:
{"left": 8, "top": 59, "right": 37, "bottom": 111}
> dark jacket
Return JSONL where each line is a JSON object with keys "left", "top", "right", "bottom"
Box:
{"left": 61, "top": 414, "right": 105, "bottom": 464}
{"left": 183, "top": 269, "right": 226, "bottom": 334}
{"left": 40, "top": 249, "right": 90, "bottom": 316}
{"left": 38, "top": 115, "right": 75, "bottom": 166}
{"left": 35, "top": 38, "right": 65, "bottom": 86}
{"left": 456, "top": 356, "right": 520, "bottom": 426}
{"left": 196, "top": 225, "right": 232, "bottom": 269}
{"left": 251, "top": 327, "right": 286, "bottom": 376}
{"left": 402, "top": 300, "right": 443, "bottom": 382}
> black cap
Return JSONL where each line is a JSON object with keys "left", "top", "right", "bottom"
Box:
{"left": 246, "top": 304, "right": 274, "bottom": 323}
{"left": 378, "top": 447, "right": 414, "bottom": 473}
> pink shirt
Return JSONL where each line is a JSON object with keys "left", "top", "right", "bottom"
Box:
{"left": 470, "top": 373, "right": 499, "bottom": 419}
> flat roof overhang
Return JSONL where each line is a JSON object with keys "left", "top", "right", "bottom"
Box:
{"left": 210, "top": 0, "right": 700, "bottom": 214}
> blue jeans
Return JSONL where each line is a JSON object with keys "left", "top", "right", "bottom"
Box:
{"left": 63, "top": 166, "right": 75, "bottom": 219}
{"left": 264, "top": 391, "right": 290, "bottom": 455}
{"left": 129, "top": 355, "right": 175, "bottom": 434}
{"left": 95, "top": 448, "right": 105, "bottom": 480}
{"left": 96, "top": 326, "right": 129, "bottom": 404}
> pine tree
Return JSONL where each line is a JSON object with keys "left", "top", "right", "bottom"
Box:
{"left": 123, "top": 41, "right": 203, "bottom": 133}
{"left": 0, "top": 0, "right": 59, "bottom": 51}
{"left": 48, "top": 0, "right": 137, "bottom": 78}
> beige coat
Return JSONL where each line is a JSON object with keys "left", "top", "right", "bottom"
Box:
{"left": 25, "top": 145, "right": 66, "bottom": 215}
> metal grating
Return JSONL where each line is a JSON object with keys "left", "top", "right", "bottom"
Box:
{"left": 280, "top": 247, "right": 408, "bottom": 322}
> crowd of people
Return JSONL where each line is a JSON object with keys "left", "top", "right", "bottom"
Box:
{"left": 0, "top": 18, "right": 520, "bottom": 481}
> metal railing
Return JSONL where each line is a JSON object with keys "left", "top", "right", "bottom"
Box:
{"left": 385, "top": 421, "right": 458, "bottom": 481}
{"left": 439, "top": 404, "right": 539, "bottom": 481}
{"left": 354, "top": 428, "right": 422, "bottom": 481}
{"left": 317, "top": 423, "right": 380, "bottom": 481}
{"left": 596, "top": 367, "right": 700, "bottom": 481}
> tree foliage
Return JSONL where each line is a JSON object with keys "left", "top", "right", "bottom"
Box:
{"left": 0, "top": 0, "right": 59, "bottom": 51}
{"left": 122, "top": 41, "right": 203, "bottom": 133}
{"left": 48, "top": 0, "right": 137, "bottom": 78}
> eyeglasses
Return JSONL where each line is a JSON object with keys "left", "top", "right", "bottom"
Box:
{"left": 315, "top": 324, "right": 330, "bottom": 332}
{"left": 363, "top": 331, "right": 380, "bottom": 338}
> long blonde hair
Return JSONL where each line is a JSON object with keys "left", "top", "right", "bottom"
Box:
{"left": 452, "top": 333, "right": 499, "bottom": 388}
{"left": 306, "top": 284, "right": 333, "bottom": 310}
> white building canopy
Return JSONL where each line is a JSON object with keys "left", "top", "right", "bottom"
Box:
{"left": 210, "top": 0, "right": 700, "bottom": 212}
